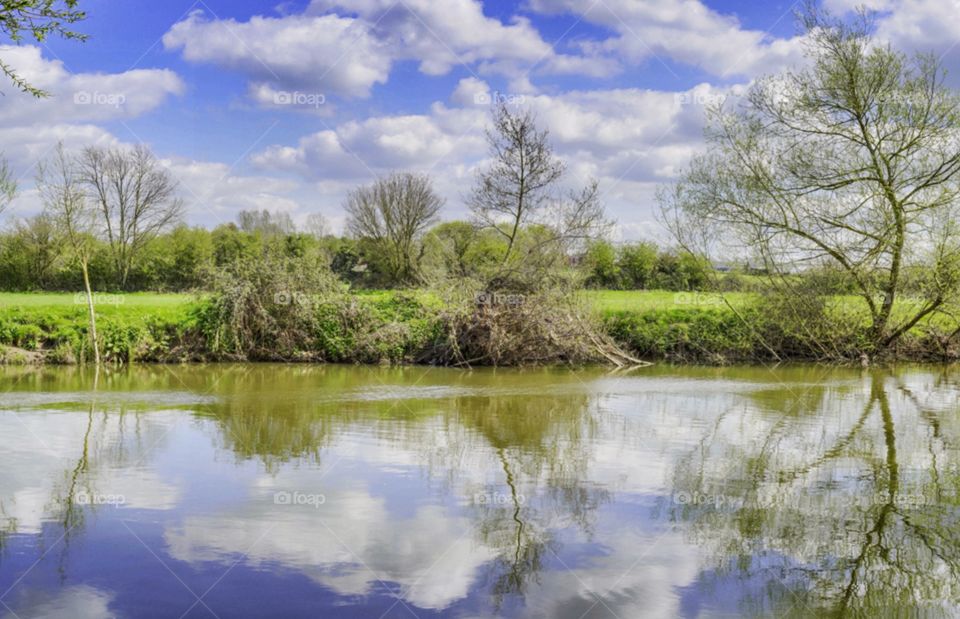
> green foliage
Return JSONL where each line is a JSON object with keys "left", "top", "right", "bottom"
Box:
{"left": 580, "top": 242, "right": 713, "bottom": 291}
{"left": 603, "top": 307, "right": 759, "bottom": 363}
{"left": 582, "top": 240, "right": 620, "bottom": 288}
{"left": 617, "top": 242, "right": 658, "bottom": 289}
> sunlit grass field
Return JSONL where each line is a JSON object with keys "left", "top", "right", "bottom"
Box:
{"left": 0, "top": 292, "right": 195, "bottom": 308}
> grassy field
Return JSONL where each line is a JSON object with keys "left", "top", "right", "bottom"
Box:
{"left": 0, "top": 290, "right": 752, "bottom": 314}
{"left": 0, "top": 292, "right": 195, "bottom": 308}
{"left": 582, "top": 290, "right": 753, "bottom": 312}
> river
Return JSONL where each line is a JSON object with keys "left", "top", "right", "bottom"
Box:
{"left": 1, "top": 364, "right": 958, "bottom": 618}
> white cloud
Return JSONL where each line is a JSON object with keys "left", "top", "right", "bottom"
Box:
{"left": 309, "top": 0, "right": 615, "bottom": 77}
{"left": 0, "top": 45, "right": 183, "bottom": 126}
{"left": 162, "top": 158, "right": 310, "bottom": 227}
{"left": 875, "top": 0, "right": 960, "bottom": 56}
{"left": 166, "top": 471, "right": 499, "bottom": 611}
{"left": 451, "top": 77, "right": 491, "bottom": 106}
{"left": 823, "top": 0, "right": 892, "bottom": 12}
{"left": 528, "top": 0, "right": 808, "bottom": 79}
{"left": 253, "top": 104, "right": 487, "bottom": 179}
{"left": 163, "top": 10, "right": 392, "bottom": 100}
{"left": 162, "top": 0, "right": 617, "bottom": 109}
{"left": 1, "top": 586, "right": 117, "bottom": 619}
{"left": 0, "top": 46, "right": 182, "bottom": 220}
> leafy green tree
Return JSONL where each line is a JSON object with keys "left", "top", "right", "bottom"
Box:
{"left": 662, "top": 7, "right": 960, "bottom": 354}
{"left": 617, "top": 242, "right": 658, "bottom": 289}
{"left": 582, "top": 239, "right": 620, "bottom": 288}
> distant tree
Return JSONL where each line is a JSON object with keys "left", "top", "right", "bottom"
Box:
{"left": 0, "top": 0, "right": 87, "bottom": 97}
{"left": 662, "top": 6, "right": 960, "bottom": 354}
{"left": 238, "top": 209, "right": 294, "bottom": 237}
{"left": 582, "top": 239, "right": 620, "bottom": 288}
{"left": 36, "top": 143, "right": 99, "bottom": 363}
{"left": 422, "top": 221, "right": 481, "bottom": 279}
{"left": 13, "top": 213, "right": 64, "bottom": 288}
{"left": 469, "top": 103, "right": 608, "bottom": 289}
{"left": 303, "top": 212, "right": 330, "bottom": 239}
{"left": 344, "top": 172, "right": 443, "bottom": 285}
{"left": 617, "top": 242, "right": 658, "bottom": 289}
{"left": 159, "top": 225, "right": 214, "bottom": 290}
{"left": 78, "top": 144, "right": 184, "bottom": 290}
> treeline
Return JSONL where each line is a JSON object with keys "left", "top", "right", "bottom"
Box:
{"left": 0, "top": 211, "right": 717, "bottom": 293}
{"left": 580, "top": 239, "right": 715, "bottom": 291}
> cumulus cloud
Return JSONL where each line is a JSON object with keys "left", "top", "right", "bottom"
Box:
{"left": 528, "top": 0, "right": 808, "bottom": 79}
{"left": 162, "top": 158, "right": 308, "bottom": 227}
{"left": 309, "top": 0, "right": 616, "bottom": 77}
{"left": 162, "top": 0, "right": 617, "bottom": 108}
{"left": 253, "top": 104, "right": 487, "bottom": 179}
{"left": 0, "top": 45, "right": 183, "bottom": 126}
{"left": 163, "top": 10, "right": 391, "bottom": 100}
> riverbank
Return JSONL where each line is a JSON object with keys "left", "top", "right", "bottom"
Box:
{"left": 1, "top": 291, "right": 957, "bottom": 365}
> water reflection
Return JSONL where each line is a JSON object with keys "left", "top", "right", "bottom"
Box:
{"left": 0, "top": 364, "right": 958, "bottom": 617}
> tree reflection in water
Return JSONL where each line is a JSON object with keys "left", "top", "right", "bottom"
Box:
{"left": 670, "top": 371, "right": 960, "bottom": 618}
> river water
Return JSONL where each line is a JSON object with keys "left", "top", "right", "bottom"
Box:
{"left": 1, "top": 364, "right": 958, "bottom": 618}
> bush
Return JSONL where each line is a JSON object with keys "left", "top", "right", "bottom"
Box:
{"left": 200, "top": 246, "right": 344, "bottom": 360}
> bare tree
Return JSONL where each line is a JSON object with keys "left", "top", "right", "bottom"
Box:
{"left": 469, "top": 104, "right": 564, "bottom": 265}
{"left": 303, "top": 212, "right": 330, "bottom": 239}
{"left": 78, "top": 144, "right": 184, "bottom": 290}
{"left": 238, "top": 209, "right": 294, "bottom": 237}
{"left": 468, "top": 103, "right": 608, "bottom": 289}
{"left": 661, "top": 6, "right": 960, "bottom": 357}
{"left": 344, "top": 172, "right": 443, "bottom": 284}
{"left": 37, "top": 143, "right": 100, "bottom": 364}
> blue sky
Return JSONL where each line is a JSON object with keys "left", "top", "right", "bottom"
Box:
{"left": 0, "top": 0, "right": 955, "bottom": 237}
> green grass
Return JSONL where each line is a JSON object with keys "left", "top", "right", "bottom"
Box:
{"left": 0, "top": 292, "right": 195, "bottom": 308}
{"left": 583, "top": 289, "right": 753, "bottom": 313}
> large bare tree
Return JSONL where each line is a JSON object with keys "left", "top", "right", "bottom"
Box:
{"left": 344, "top": 172, "right": 443, "bottom": 284}
{"left": 36, "top": 143, "right": 100, "bottom": 363}
{"left": 78, "top": 144, "right": 184, "bottom": 290}
{"left": 468, "top": 103, "right": 608, "bottom": 289}
{"left": 661, "top": 7, "right": 960, "bottom": 356}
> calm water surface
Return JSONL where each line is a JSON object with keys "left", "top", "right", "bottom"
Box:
{"left": 1, "top": 364, "right": 959, "bottom": 618}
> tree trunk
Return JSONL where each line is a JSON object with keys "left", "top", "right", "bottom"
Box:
{"left": 81, "top": 258, "right": 100, "bottom": 365}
